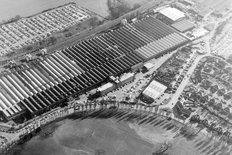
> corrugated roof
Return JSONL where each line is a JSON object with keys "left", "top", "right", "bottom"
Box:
{"left": 159, "top": 7, "right": 185, "bottom": 21}
{"left": 171, "top": 19, "right": 195, "bottom": 32}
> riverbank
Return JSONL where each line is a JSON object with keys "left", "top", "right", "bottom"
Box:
{"left": 10, "top": 118, "right": 163, "bottom": 155}
{"left": 2, "top": 100, "right": 229, "bottom": 155}
{"left": 7, "top": 103, "right": 216, "bottom": 155}
{"left": 1, "top": 102, "right": 186, "bottom": 155}
{"left": 6, "top": 106, "right": 193, "bottom": 155}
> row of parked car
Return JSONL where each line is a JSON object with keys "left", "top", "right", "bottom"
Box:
{"left": 0, "top": 3, "right": 91, "bottom": 56}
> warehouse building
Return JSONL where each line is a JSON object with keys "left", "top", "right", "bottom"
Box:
{"left": 157, "top": 7, "right": 186, "bottom": 24}
{"left": 143, "top": 62, "right": 155, "bottom": 72}
{"left": 97, "top": 83, "right": 116, "bottom": 96}
{"left": 0, "top": 16, "right": 189, "bottom": 122}
{"left": 171, "top": 19, "right": 195, "bottom": 33}
{"left": 192, "top": 28, "right": 209, "bottom": 39}
{"left": 118, "top": 72, "right": 135, "bottom": 87}
{"left": 142, "top": 80, "right": 167, "bottom": 104}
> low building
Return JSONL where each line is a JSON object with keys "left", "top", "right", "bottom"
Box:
{"left": 25, "top": 54, "right": 33, "bottom": 62}
{"left": 192, "top": 28, "right": 209, "bottom": 38}
{"left": 109, "top": 76, "right": 119, "bottom": 84}
{"left": 142, "top": 80, "right": 167, "bottom": 104}
{"left": 8, "top": 60, "right": 16, "bottom": 68}
{"left": 121, "top": 19, "right": 127, "bottom": 25}
{"left": 97, "top": 82, "right": 116, "bottom": 96}
{"left": 143, "top": 62, "right": 155, "bottom": 72}
{"left": 131, "top": 18, "right": 137, "bottom": 23}
{"left": 118, "top": 72, "right": 135, "bottom": 87}
{"left": 131, "top": 62, "right": 143, "bottom": 72}
{"left": 171, "top": 19, "right": 195, "bottom": 33}
{"left": 40, "top": 48, "right": 48, "bottom": 55}
{"left": 179, "top": 0, "right": 195, "bottom": 6}
{"left": 157, "top": 7, "right": 185, "bottom": 24}
{"left": 153, "top": 5, "right": 169, "bottom": 13}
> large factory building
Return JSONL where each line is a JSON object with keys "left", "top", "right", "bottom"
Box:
{"left": 0, "top": 15, "right": 189, "bottom": 122}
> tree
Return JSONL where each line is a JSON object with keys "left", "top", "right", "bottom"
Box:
{"left": 89, "top": 17, "right": 100, "bottom": 27}
{"left": 209, "top": 122, "right": 216, "bottom": 131}
{"left": 201, "top": 119, "right": 209, "bottom": 127}
{"left": 223, "top": 131, "right": 231, "bottom": 138}
{"left": 49, "top": 36, "right": 57, "bottom": 45}
{"left": 228, "top": 113, "right": 232, "bottom": 120}
{"left": 215, "top": 127, "right": 223, "bottom": 135}
{"left": 190, "top": 114, "right": 200, "bottom": 123}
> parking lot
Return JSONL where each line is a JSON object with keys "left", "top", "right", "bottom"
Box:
{"left": 0, "top": 3, "right": 91, "bottom": 56}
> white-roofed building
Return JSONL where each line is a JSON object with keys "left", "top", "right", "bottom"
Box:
{"left": 143, "top": 62, "right": 155, "bottom": 72}
{"left": 97, "top": 82, "right": 116, "bottom": 96}
{"left": 142, "top": 80, "right": 167, "bottom": 104}
{"left": 192, "top": 28, "right": 209, "bottom": 39}
{"left": 157, "top": 7, "right": 186, "bottom": 24}
{"left": 118, "top": 72, "right": 135, "bottom": 87}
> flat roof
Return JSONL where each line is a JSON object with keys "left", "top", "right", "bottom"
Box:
{"left": 143, "top": 80, "right": 167, "bottom": 100}
{"left": 120, "top": 72, "right": 134, "bottom": 82}
{"left": 144, "top": 62, "right": 154, "bottom": 70}
{"left": 97, "top": 82, "right": 114, "bottom": 92}
{"left": 192, "top": 28, "right": 209, "bottom": 38}
{"left": 159, "top": 7, "right": 185, "bottom": 21}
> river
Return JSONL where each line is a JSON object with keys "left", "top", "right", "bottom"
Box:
{"left": 7, "top": 112, "right": 206, "bottom": 155}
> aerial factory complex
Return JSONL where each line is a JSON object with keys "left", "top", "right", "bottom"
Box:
{"left": 0, "top": 9, "right": 188, "bottom": 121}
{"left": 1, "top": 0, "right": 232, "bottom": 154}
